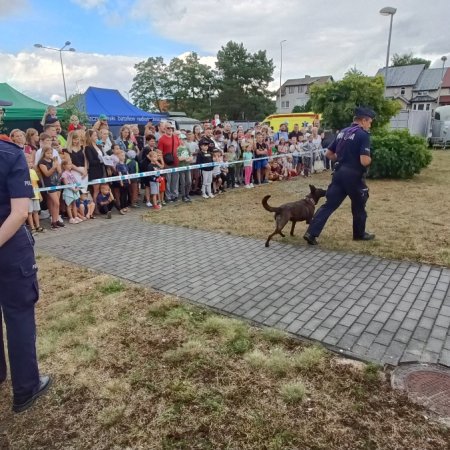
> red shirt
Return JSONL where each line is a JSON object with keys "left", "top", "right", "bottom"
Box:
{"left": 158, "top": 134, "right": 180, "bottom": 167}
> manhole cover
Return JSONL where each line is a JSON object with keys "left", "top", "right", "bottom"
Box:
{"left": 392, "top": 364, "right": 450, "bottom": 421}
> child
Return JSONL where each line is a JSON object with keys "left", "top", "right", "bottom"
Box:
{"left": 126, "top": 150, "right": 140, "bottom": 208}
{"left": 177, "top": 133, "right": 193, "bottom": 202}
{"left": 141, "top": 150, "right": 163, "bottom": 209}
{"left": 27, "top": 155, "right": 44, "bottom": 233}
{"left": 61, "top": 159, "right": 82, "bottom": 224}
{"left": 225, "top": 144, "right": 236, "bottom": 188}
{"left": 196, "top": 138, "right": 214, "bottom": 199}
{"left": 115, "top": 150, "right": 130, "bottom": 215}
{"left": 243, "top": 142, "right": 254, "bottom": 188}
{"left": 148, "top": 151, "right": 163, "bottom": 210}
{"left": 38, "top": 146, "right": 62, "bottom": 229}
{"left": 254, "top": 132, "right": 269, "bottom": 185}
{"left": 76, "top": 190, "right": 95, "bottom": 220}
{"left": 96, "top": 183, "right": 115, "bottom": 219}
{"left": 290, "top": 136, "right": 302, "bottom": 174}
{"left": 212, "top": 150, "right": 223, "bottom": 194}
{"left": 301, "top": 135, "right": 315, "bottom": 177}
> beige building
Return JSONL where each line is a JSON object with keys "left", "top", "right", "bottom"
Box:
{"left": 276, "top": 75, "right": 333, "bottom": 113}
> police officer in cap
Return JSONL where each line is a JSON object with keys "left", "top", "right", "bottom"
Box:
{"left": 0, "top": 101, "right": 52, "bottom": 413}
{"left": 303, "top": 106, "right": 376, "bottom": 245}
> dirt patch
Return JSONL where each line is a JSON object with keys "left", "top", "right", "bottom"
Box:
{"left": 145, "top": 151, "right": 450, "bottom": 267}
{"left": 0, "top": 256, "right": 448, "bottom": 449}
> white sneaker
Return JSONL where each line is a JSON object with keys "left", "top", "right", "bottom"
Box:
{"left": 234, "top": 184, "right": 240, "bottom": 188}
{"left": 209, "top": 193, "right": 215, "bottom": 198}
{"left": 202, "top": 194, "right": 209, "bottom": 199}
{"left": 245, "top": 184, "right": 251, "bottom": 189}
{"left": 146, "top": 201, "right": 153, "bottom": 207}
{"left": 74, "top": 217, "right": 83, "bottom": 223}
{"left": 250, "top": 183, "right": 254, "bottom": 188}
{"left": 40, "top": 209, "right": 50, "bottom": 219}
{"left": 69, "top": 218, "right": 77, "bottom": 224}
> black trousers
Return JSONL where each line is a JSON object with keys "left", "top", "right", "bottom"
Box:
{"left": 307, "top": 166, "right": 368, "bottom": 238}
{"left": 98, "top": 202, "right": 114, "bottom": 215}
{"left": 0, "top": 226, "right": 40, "bottom": 404}
{"left": 227, "top": 166, "right": 235, "bottom": 187}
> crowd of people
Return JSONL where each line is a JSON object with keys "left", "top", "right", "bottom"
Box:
{"left": 5, "top": 106, "right": 333, "bottom": 231}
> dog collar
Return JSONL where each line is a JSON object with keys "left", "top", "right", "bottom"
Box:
{"left": 306, "top": 196, "right": 316, "bottom": 206}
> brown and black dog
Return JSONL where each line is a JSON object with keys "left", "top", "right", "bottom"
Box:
{"left": 262, "top": 184, "right": 327, "bottom": 247}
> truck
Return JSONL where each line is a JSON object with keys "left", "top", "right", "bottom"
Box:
{"left": 429, "top": 106, "right": 450, "bottom": 148}
{"left": 167, "top": 112, "right": 201, "bottom": 132}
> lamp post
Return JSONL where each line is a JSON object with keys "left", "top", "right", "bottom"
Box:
{"left": 437, "top": 55, "right": 448, "bottom": 107}
{"left": 34, "top": 41, "right": 76, "bottom": 102}
{"left": 279, "top": 40, "right": 287, "bottom": 112}
{"left": 380, "top": 7, "right": 397, "bottom": 96}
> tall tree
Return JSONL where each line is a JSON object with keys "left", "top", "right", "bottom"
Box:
{"left": 391, "top": 53, "right": 431, "bottom": 69}
{"left": 166, "top": 52, "right": 216, "bottom": 118}
{"left": 215, "top": 41, "right": 276, "bottom": 120}
{"left": 130, "top": 57, "right": 169, "bottom": 112}
{"left": 310, "top": 70, "right": 401, "bottom": 130}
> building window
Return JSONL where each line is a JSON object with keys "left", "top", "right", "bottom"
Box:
{"left": 418, "top": 104, "right": 424, "bottom": 111}
{"left": 413, "top": 104, "right": 417, "bottom": 110}
{"left": 400, "top": 87, "right": 406, "bottom": 95}
{"left": 281, "top": 101, "right": 290, "bottom": 108}
{"left": 285, "top": 101, "right": 289, "bottom": 108}
{"left": 298, "top": 85, "right": 304, "bottom": 93}
{"left": 289, "top": 86, "right": 294, "bottom": 94}
{"left": 426, "top": 104, "right": 430, "bottom": 111}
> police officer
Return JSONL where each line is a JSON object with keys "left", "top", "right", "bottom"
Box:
{"left": 303, "top": 107, "right": 376, "bottom": 245}
{"left": 0, "top": 113, "right": 51, "bottom": 413}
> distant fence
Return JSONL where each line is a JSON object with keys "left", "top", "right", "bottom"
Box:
{"left": 389, "top": 110, "right": 431, "bottom": 137}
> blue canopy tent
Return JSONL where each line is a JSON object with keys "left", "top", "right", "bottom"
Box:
{"left": 76, "top": 86, "right": 167, "bottom": 126}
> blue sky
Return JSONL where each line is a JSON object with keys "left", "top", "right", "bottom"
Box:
{"left": 1, "top": 0, "right": 449, "bottom": 104}
{"left": 0, "top": 0, "right": 193, "bottom": 58}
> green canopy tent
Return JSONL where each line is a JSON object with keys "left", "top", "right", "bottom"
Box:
{"left": 0, "top": 83, "right": 60, "bottom": 132}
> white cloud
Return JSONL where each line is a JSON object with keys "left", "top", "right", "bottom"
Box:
{"left": 130, "top": 0, "right": 450, "bottom": 83}
{"left": 0, "top": 51, "right": 140, "bottom": 104}
{"left": 70, "top": 0, "right": 106, "bottom": 9}
{"left": 0, "top": 0, "right": 27, "bottom": 17}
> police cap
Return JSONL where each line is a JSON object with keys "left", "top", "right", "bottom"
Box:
{"left": 354, "top": 107, "right": 376, "bottom": 119}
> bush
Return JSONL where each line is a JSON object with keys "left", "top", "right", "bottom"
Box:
{"left": 369, "top": 129, "right": 432, "bottom": 179}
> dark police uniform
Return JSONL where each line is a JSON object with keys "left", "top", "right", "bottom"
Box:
{"left": 304, "top": 109, "right": 374, "bottom": 242}
{"left": 0, "top": 136, "right": 41, "bottom": 407}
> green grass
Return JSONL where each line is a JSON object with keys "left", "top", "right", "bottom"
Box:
{"left": 280, "top": 380, "right": 307, "bottom": 404}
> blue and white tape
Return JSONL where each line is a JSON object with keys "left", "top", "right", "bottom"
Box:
{"left": 38, "top": 150, "right": 324, "bottom": 193}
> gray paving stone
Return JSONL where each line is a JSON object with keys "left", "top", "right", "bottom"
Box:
{"left": 36, "top": 216, "right": 450, "bottom": 368}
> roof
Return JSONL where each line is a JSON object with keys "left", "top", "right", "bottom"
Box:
{"left": 0, "top": 83, "right": 49, "bottom": 120}
{"left": 411, "top": 94, "right": 437, "bottom": 102}
{"left": 283, "top": 75, "right": 333, "bottom": 87}
{"left": 414, "top": 68, "right": 448, "bottom": 91}
{"left": 73, "top": 87, "right": 167, "bottom": 125}
{"left": 376, "top": 64, "right": 425, "bottom": 87}
{"left": 386, "top": 95, "right": 410, "bottom": 105}
{"left": 441, "top": 68, "right": 450, "bottom": 88}
{"left": 438, "top": 95, "right": 450, "bottom": 104}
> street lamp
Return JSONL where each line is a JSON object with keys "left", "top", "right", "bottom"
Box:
{"left": 279, "top": 40, "right": 287, "bottom": 112}
{"left": 437, "top": 55, "right": 448, "bottom": 107}
{"left": 34, "top": 41, "right": 76, "bottom": 102}
{"left": 380, "top": 6, "right": 397, "bottom": 96}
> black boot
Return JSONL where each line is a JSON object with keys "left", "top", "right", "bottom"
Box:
{"left": 353, "top": 232, "right": 375, "bottom": 241}
{"left": 303, "top": 232, "right": 318, "bottom": 245}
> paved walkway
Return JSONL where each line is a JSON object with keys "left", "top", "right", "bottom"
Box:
{"left": 35, "top": 212, "right": 450, "bottom": 367}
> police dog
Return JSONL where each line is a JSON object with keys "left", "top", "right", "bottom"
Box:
{"left": 262, "top": 185, "right": 327, "bottom": 247}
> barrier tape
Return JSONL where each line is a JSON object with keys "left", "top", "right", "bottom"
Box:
{"left": 38, "top": 149, "right": 325, "bottom": 193}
